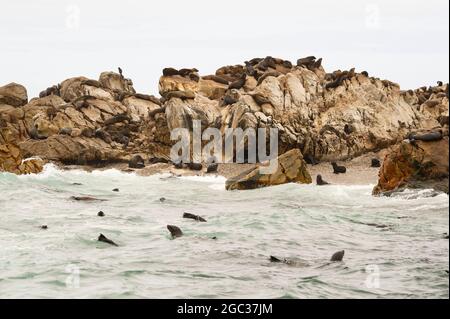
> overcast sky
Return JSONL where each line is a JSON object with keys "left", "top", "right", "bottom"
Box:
{"left": 1, "top": 0, "right": 448, "bottom": 98}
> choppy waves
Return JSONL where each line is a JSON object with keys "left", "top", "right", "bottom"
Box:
{"left": 0, "top": 165, "right": 448, "bottom": 298}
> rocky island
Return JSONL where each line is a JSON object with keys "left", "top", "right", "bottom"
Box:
{"left": 1, "top": 56, "right": 448, "bottom": 195}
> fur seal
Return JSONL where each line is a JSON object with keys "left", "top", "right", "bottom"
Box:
{"left": 331, "top": 162, "right": 347, "bottom": 174}
{"left": 257, "top": 71, "right": 281, "bottom": 86}
{"left": 162, "top": 67, "right": 179, "bottom": 77}
{"left": 251, "top": 93, "right": 271, "bottom": 105}
{"left": 29, "top": 124, "right": 47, "bottom": 140}
{"left": 228, "top": 74, "right": 246, "bottom": 90}
{"left": 344, "top": 124, "right": 354, "bottom": 135}
{"left": 202, "top": 75, "right": 229, "bottom": 85}
{"left": 206, "top": 163, "right": 218, "bottom": 173}
{"left": 223, "top": 94, "right": 239, "bottom": 106}
{"left": 129, "top": 155, "right": 145, "bottom": 169}
{"left": 104, "top": 114, "right": 130, "bottom": 126}
{"left": 167, "top": 225, "right": 183, "bottom": 239}
{"left": 304, "top": 154, "right": 319, "bottom": 166}
{"left": 98, "top": 234, "right": 118, "bottom": 247}
{"left": 149, "top": 106, "right": 166, "bottom": 118}
{"left": 81, "top": 127, "right": 94, "bottom": 138}
{"left": 316, "top": 175, "right": 330, "bottom": 185}
{"left": 97, "top": 211, "right": 105, "bottom": 217}
{"left": 59, "top": 127, "right": 72, "bottom": 136}
{"left": 164, "top": 90, "right": 195, "bottom": 100}
{"left": 408, "top": 131, "right": 443, "bottom": 142}
{"left": 71, "top": 196, "right": 105, "bottom": 202}
{"left": 361, "top": 71, "right": 369, "bottom": 77}
{"left": 72, "top": 183, "right": 83, "bottom": 186}
{"left": 371, "top": 159, "right": 381, "bottom": 168}
{"left": 40, "top": 225, "right": 48, "bottom": 230}
{"left": 297, "top": 56, "right": 316, "bottom": 68}
{"left": 95, "top": 129, "right": 112, "bottom": 144}
{"left": 159, "top": 197, "right": 166, "bottom": 202}
{"left": 330, "top": 250, "right": 345, "bottom": 262}
{"left": 183, "top": 212, "right": 207, "bottom": 222}
{"left": 112, "top": 188, "right": 119, "bottom": 192}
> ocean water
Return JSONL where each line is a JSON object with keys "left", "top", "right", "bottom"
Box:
{"left": 0, "top": 165, "right": 448, "bottom": 299}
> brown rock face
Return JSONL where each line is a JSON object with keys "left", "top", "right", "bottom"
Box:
{"left": 373, "top": 135, "right": 449, "bottom": 195}
{"left": 0, "top": 143, "right": 44, "bottom": 174}
{"left": 225, "top": 149, "right": 312, "bottom": 190}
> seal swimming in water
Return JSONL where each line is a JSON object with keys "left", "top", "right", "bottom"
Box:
{"left": 97, "top": 211, "right": 105, "bottom": 217}
{"left": 331, "top": 162, "right": 347, "bottom": 174}
{"left": 330, "top": 250, "right": 345, "bottom": 262}
{"left": 183, "top": 213, "right": 207, "bottom": 222}
{"left": 371, "top": 159, "right": 381, "bottom": 168}
{"left": 40, "top": 225, "right": 48, "bottom": 230}
{"left": 70, "top": 196, "right": 105, "bottom": 202}
{"left": 98, "top": 234, "right": 118, "bottom": 247}
{"left": 167, "top": 225, "right": 183, "bottom": 239}
{"left": 112, "top": 188, "right": 119, "bottom": 192}
{"left": 316, "top": 175, "right": 330, "bottom": 185}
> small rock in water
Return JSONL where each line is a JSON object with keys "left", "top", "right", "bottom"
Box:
{"left": 183, "top": 212, "right": 207, "bottom": 222}
{"left": 167, "top": 225, "right": 183, "bottom": 239}
{"left": 98, "top": 234, "right": 118, "bottom": 246}
{"left": 112, "top": 188, "right": 119, "bottom": 192}
{"left": 97, "top": 211, "right": 105, "bottom": 217}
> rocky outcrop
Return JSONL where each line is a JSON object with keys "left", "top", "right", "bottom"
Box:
{"left": 373, "top": 130, "right": 449, "bottom": 195}
{"left": 0, "top": 143, "right": 44, "bottom": 174}
{"left": 160, "top": 57, "right": 448, "bottom": 163}
{"left": 225, "top": 149, "right": 312, "bottom": 190}
{"left": 1, "top": 57, "right": 448, "bottom": 176}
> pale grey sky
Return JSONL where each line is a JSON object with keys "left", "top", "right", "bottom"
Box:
{"left": 1, "top": 0, "right": 448, "bottom": 98}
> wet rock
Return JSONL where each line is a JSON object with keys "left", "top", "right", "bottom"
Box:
{"left": 373, "top": 135, "right": 449, "bottom": 195}
{"left": 225, "top": 149, "right": 312, "bottom": 190}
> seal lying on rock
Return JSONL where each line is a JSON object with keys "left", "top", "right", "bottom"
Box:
{"left": 202, "top": 75, "right": 229, "bottom": 85}
{"left": 228, "top": 74, "right": 246, "bottom": 90}
{"left": 129, "top": 155, "right": 145, "bottom": 169}
{"left": 183, "top": 213, "right": 207, "bottom": 222}
{"left": 407, "top": 130, "right": 443, "bottom": 142}
{"left": 167, "top": 225, "right": 183, "bottom": 239}
{"left": 98, "top": 234, "right": 118, "bottom": 247}
{"left": 331, "top": 162, "right": 347, "bottom": 174}
{"left": 316, "top": 175, "right": 330, "bottom": 185}
{"left": 206, "top": 163, "right": 218, "bottom": 173}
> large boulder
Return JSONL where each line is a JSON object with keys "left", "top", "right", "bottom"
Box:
{"left": 225, "top": 149, "right": 312, "bottom": 190}
{"left": 0, "top": 83, "right": 28, "bottom": 107}
{"left": 373, "top": 132, "right": 449, "bottom": 195}
{"left": 0, "top": 143, "right": 44, "bottom": 174}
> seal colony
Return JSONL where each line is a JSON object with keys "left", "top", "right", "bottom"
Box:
{"left": 1, "top": 55, "right": 449, "bottom": 195}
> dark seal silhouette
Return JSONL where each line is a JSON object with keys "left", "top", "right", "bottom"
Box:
{"left": 183, "top": 212, "right": 207, "bottom": 222}
{"left": 206, "top": 163, "right": 219, "bottom": 173}
{"left": 129, "top": 155, "right": 145, "bottom": 169}
{"left": 98, "top": 234, "right": 118, "bottom": 247}
{"left": 97, "top": 211, "right": 105, "bottom": 217}
{"left": 330, "top": 250, "right": 345, "bottom": 262}
{"left": 331, "top": 162, "right": 347, "bottom": 174}
{"left": 316, "top": 175, "right": 330, "bottom": 185}
{"left": 371, "top": 159, "right": 381, "bottom": 168}
{"left": 167, "top": 225, "right": 183, "bottom": 239}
